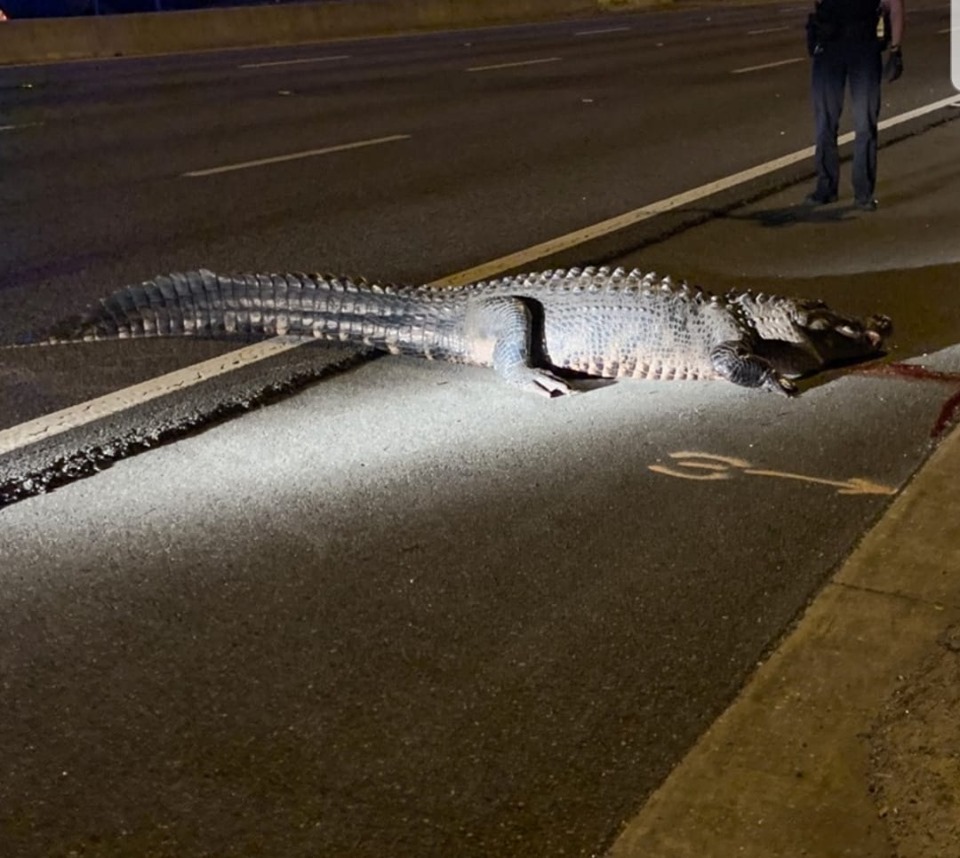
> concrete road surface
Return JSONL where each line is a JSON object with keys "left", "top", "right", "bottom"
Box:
{"left": 1, "top": 3, "right": 960, "bottom": 856}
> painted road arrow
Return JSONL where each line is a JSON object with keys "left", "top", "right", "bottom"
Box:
{"left": 649, "top": 452, "right": 896, "bottom": 496}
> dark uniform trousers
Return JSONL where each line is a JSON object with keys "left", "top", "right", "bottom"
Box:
{"left": 811, "top": 36, "right": 883, "bottom": 202}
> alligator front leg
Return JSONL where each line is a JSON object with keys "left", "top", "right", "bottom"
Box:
{"left": 710, "top": 340, "right": 798, "bottom": 396}
{"left": 468, "top": 297, "right": 573, "bottom": 397}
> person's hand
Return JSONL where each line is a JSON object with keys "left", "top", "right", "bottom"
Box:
{"left": 806, "top": 14, "right": 819, "bottom": 57}
{"left": 884, "top": 46, "right": 903, "bottom": 82}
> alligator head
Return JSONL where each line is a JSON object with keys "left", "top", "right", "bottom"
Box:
{"left": 734, "top": 293, "right": 892, "bottom": 378}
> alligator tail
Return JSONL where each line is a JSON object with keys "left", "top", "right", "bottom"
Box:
{"left": 20, "top": 269, "right": 438, "bottom": 349}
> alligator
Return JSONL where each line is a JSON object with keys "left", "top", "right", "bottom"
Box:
{"left": 21, "top": 266, "right": 892, "bottom": 397}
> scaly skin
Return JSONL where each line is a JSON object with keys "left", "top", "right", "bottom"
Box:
{"left": 18, "top": 266, "right": 892, "bottom": 397}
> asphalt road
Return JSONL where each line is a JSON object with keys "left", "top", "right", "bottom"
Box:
{"left": 1, "top": 2, "right": 960, "bottom": 857}
{"left": 0, "top": 2, "right": 953, "bottom": 340}
{"left": 0, "top": 0, "right": 954, "bottom": 429}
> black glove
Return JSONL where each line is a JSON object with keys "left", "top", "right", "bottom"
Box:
{"left": 884, "top": 46, "right": 903, "bottom": 82}
{"left": 806, "top": 11, "right": 834, "bottom": 57}
{"left": 806, "top": 13, "right": 819, "bottom": 57}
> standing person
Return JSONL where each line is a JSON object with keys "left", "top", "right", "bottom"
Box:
{"left": 805, "top": 0, "right": 905, "bottom": 210}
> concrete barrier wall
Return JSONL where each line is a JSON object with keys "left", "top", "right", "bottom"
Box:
{"left": 0, "top": 0, "right": 670, "bottom": 66}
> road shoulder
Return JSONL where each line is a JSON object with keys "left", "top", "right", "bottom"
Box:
{"left": 607, "top": 423, "right": 960, "bottom": 857}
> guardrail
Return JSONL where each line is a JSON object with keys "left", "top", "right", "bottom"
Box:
{"left": 0, "top": 0, "right": 669, "bottom": 66}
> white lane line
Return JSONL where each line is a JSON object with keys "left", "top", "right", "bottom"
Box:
{"left": 238, "top": 55, "right": 351, "bottom": 69}
{"left": 3, "top": 94, "right": 957, "bottom": 457}
{"left": 433, "top": 93, "right": 960, "bottom": 287}
{"left": 0, "top": 338, "right": 311, "bottom": 458}
{"left": 732, "top": 57, "right": 805, "bottom": 74}
{"left": 0, "top": 122, "right": 44, "bottom": 132}
{"left": 748, "top": 26, "right": 790, "bottom": 35}
{"left": 574, "top": 26, "right": 631, "bottom": 36}
{"left": 467, "top": 57, "right": 561, "bottom": 72}
{"left": 182, "top": 134, "right": 411, "bottom": 177}
{"left": 938, "top": 27, "right": 957, "bottom": 34}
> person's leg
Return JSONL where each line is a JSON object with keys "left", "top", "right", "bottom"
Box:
{"left": 848, "top": 39, "right": 883, "bottom": 206}
{"left": 809, "top": 47, "right": 846, "bottom": 202}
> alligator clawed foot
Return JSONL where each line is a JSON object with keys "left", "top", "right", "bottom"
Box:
{"left": 502, "top": 367, "right": 576, "bottom": 397}
{"left": 527, "top": 370, "right": 577, "bottom": 397}
{"left": 766, "top": 375, "right": 800, "bottom": 396}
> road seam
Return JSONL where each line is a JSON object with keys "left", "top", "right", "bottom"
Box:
{"left": 832, "top": 578, "right": 959, "bottom": 607}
